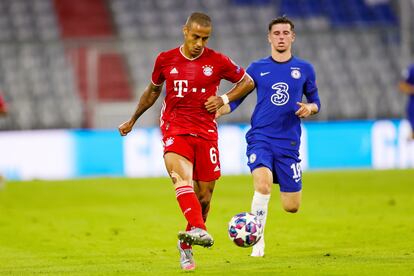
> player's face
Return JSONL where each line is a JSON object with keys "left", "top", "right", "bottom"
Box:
{"left": 183, "top": 22, "right": 211, "bottom": 58}
{"left": 268, "top": 23, "right": 295, "bottom": 53}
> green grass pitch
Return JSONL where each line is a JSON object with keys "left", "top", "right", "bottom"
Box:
{"left": 0, "top": 169, "right": 413, "bottom": 275}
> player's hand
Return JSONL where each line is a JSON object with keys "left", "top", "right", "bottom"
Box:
{"left": 295, "top": 102, "right": 312, "bottom": 118}
{"left": 215, "top": 104, "right": 231, "bottom": 119}
{"left": 205, "top": 96, "right": 224, "bottom": 113}
{"left": 118, "top": 120, "right": 134, "bottom": 136}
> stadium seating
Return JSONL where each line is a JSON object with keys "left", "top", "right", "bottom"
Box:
{"left": 53, "top": 0, "right": 114, "bottom": 38}
{"left": 0, "top": 0, "right": 82, "bottom": 130}
{"left": 109, "top": 0, "right": 405, "bottom": 125}
{"left": 0, "top": 0, "right": 411, "bottom": 129}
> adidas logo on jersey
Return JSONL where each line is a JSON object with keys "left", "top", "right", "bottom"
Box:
{"left": 170, "top": 67, "right": 178, "bottom": 74}
{"left": 165, "top": 137, "right": 174, "bottom": 147}
{"left": 214, "top": 165, "right": 220, "bottom": 172}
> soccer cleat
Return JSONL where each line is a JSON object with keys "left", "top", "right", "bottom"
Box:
{"left": 177, "top": 241, "right": 195, "bottom": 270}
{"left": 250, "top": 235, "right": 265, "bottom": 257}
{"left": 178, "top": 228, "right": 214, "bottom": 248}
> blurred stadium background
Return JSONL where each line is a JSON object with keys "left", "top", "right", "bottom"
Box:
{"left": 0, "top": 0, "right": 413, "bottom": 179}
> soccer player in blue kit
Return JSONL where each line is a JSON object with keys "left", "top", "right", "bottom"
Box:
{"left": 205, "top": 16, "right": 321, "bottom": 257}
{"left": 398, "top": 62, "right": 414, "bottom": 139}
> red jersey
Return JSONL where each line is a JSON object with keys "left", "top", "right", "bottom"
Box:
{"left": 0, "top": 94, "right": 6, "bottom": 112}
{"left": 152, "top": 46, "right": 245, "bottom": 141}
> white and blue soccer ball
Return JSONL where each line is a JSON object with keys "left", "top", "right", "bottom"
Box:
{"left": 228, "top": 212, "right": 263, "bottom": 247}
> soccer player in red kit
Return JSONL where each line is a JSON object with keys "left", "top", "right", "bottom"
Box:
{"left": 118, "top": 12, "right": 254, "bottom": 270}
{"left": 0, "top": 93, "right": 7, "bottom": 188}
{"left": 0, "top": 93, "right": 7, "bottom": 115}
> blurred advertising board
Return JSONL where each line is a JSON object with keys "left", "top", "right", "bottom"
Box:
{"left": 0, "top": 120, "right": 413, "bottom": 180}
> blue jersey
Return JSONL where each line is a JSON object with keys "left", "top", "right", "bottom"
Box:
{"left": 230, "top": 56, "right": 321, "bottom": 151}
{"left": 403, "top": 64, "right": 414, "bottom": 123}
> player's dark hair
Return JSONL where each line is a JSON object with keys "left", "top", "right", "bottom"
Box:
{"left": 268, "top": 16, "right": 294, "bottom": 32}
{"left": 185, "top": 12, "right": 212, "bottom": 27}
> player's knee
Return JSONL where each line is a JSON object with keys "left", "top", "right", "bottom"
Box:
{"left": 170, "top": 171, "right": 193, "bottom": 188}
{"left": 255, "top": 183, "right": 271, "bottom": 195}
{"left": 285, "top": 206, "right": 299, "bottom": 213}
{"left": 171, "top": 178, "right": 192, "bottom": 188}
{"left": 282, "top": 202, "right": 300, "bottom": 213}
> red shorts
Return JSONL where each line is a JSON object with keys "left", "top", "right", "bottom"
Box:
{"left": 162, "top": 135, "right": 221, "bottom": 182}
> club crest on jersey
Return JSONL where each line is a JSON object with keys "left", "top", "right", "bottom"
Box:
{"left": 291, "top": 69, "right": 301, "bottom": 79}
{"left": 229, "top": 58, "right": 241, "bottom": 74}
{"left": 202, "top": 65, "right": 213, "bottom": 76}
{"left": 271, "top": 82, "right": 289, "bottom": 106}
{"left": 236, "top": 65, "right": 241, "bottom": 74}
{"left": 164, "top": 137, "right": 174, "bottom": 147}
{"left": 249, "top": 153, "right": 256, "bottom": 164}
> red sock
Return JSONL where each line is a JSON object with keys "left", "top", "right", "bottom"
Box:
{"left": 175, "top": 185, "right": 206, "bottom": 230}
{"left": 186, "top": 210, "right": 209, "bottom": 230}
{"left": 186, "top": 223, "right": 192, "bottom": 231}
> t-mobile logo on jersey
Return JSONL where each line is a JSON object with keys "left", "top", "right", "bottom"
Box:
{"left": 173, "top": 80, "right": 206, "bottom": 98}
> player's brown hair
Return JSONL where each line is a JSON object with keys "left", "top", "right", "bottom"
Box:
{"left": 268, "top": 16, "right": 295, "bottom": 32}
{"left": 185, "top": 12, "right": 212, "bottom": 27}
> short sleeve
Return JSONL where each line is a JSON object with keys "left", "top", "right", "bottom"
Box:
{"left": 151, "top": 53, "right": 165, "bottom": 86}
{"left": 246, "top": 64, "right": 256, "bottom": 86}
{"left": 219, "top": 54, "right": 245, "bottom": 83}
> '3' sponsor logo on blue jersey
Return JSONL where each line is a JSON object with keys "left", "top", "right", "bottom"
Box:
{"left": 270, "top": 82, "right": 289, "bottom": 106}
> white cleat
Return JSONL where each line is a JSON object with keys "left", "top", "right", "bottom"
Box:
{"left": 251, "top": 236, "right": 265, "bottom": 257}
{"left": 177, "top": 241, "right": 195, "bottom": 270}
{"left": 178, "top": 227, "right": 214, "bottom": 248}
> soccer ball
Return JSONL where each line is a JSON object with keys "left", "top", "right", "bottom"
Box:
{"left": 228, "top": 212, "right": 263, "bottom": 247}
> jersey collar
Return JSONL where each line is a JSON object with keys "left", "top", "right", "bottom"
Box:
{"left": 179, "top": 45, "right": 205, "bottom": 61}
{"left": 269, "top": 55, "right": 294, "bottom": 64}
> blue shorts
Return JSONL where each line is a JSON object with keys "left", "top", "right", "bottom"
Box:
{"left": 246, "top": 141, "right": 302, "bottom": 192}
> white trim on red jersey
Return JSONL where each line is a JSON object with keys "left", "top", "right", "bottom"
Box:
{"left": 233, "top": 72, "right": 247, "bottom": 84}
{"left": 245, "top": 72, "right": 255, "bottom": 85}
{"left": 151, "top": 80, "right": 163, "bottom": 86}
{"left": 179, "top": 45, "right": 205, "bottom": 61}
{"left": 160, "top": 99, "right": 166, "bottom": 127}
